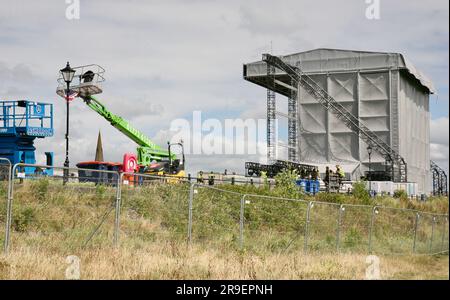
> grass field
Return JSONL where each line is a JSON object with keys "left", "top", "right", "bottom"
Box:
{"left": 0, "top": 178, "right": 448, "bottom": 279}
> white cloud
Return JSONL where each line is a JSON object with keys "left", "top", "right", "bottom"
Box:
{"left": 430, "top": 117, "right": 449, "bottom": 175}
{"left": 1, "top": 0, "right": 448, "bottom": 177}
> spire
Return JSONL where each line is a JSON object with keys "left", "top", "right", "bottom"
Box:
{"left": 95, "top": 131, "right": 104, "bottom": 162}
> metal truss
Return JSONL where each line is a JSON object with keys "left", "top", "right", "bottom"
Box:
{"left": 267, "top": 64, "right": 276, "bottom": 164}
{"left": 288, "top": 77, "right": 298, "bottom": 162}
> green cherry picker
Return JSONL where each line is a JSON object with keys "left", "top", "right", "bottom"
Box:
{"left": 56, "top": 64, "right": 186, "bottom": 180}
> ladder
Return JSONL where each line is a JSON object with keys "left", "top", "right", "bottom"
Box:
{"left": 262, "top": 53, "right": 407, "bottom": 182}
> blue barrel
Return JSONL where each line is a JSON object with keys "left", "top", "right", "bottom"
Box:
{"left": 311, "top": 180, "right": 320, "bottom": 194}
{"left": 296, "top": 179, "right": 307, "bottom": 192}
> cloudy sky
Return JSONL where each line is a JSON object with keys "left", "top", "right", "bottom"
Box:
{"left": 0, "top": 0, "right": 448, "bottom": 176}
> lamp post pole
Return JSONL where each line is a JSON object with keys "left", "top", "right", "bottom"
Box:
{"left": 60, "top": 62, "right": 75, "bottom": 185}
{"left": 64, "top": 81, "right": 70, "bottom": 184}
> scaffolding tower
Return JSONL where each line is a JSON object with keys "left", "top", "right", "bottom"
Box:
{"left": 288, "top": 77, "right": 298, "bottom": 162}
{"left": 266, "top": 64, "right": 276, "bottom": 164}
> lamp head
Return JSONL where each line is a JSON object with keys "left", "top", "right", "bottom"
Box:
{"left": 60, "top": 62, "right": 76, "bottom": 84}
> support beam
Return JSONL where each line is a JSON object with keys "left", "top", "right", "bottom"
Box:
{"left": 267, "top": 64, "right": 276, "bottom": 164}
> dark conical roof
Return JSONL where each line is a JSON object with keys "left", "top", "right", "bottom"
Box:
{"left": 95, "top": 131, "right": 104, "bottom": 162}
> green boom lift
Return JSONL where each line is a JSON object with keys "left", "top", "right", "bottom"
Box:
{"left": 56, "top": 64, "right": 185, "bottom": 177}
{"left": 81, "top": 95, "right": 186, "bottom": 177}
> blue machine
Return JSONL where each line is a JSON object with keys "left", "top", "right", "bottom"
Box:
{"left": 0, "top": 100, "right": 54, "bottom": 175}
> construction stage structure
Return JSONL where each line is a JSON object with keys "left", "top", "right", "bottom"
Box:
{"left": 244, "top": 48, "right": 438, "bottom": 195}
{"left": 0, "top": 100, "right": 54, "bottom": 176}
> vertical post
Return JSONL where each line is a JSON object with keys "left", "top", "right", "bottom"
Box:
{"left": 113, "top": 173, "right": 122, "bottom": 248}
{"left": 187, "top": 183, "right": 195, "bottom": 244}
{"left": 412, "top": 213, "right": 420, "bottom": 253}
{"left": 304, "top": 202, "right": 313, "bottom": 253}
{"left": 336, "top": 205, "right": 344, "bottom": 252}
{"left": 429, "top": 216, "right": 436, "bottom": 254}
{"left": 239, "top": 195, "right": 246, "bottom": 249}
{"left": 3, "top": 160, "right": 12, "bottom": 255}
{"left": 368, "top": 206, "right": 378, "bottom": 254}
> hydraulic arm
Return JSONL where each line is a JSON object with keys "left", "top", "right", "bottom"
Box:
{"left": 82, "top": 95, "right": 176, "bottom": 165}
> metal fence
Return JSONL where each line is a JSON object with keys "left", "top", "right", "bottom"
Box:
{"left": 1, "top": 162, "right": 449, "bottom": 257}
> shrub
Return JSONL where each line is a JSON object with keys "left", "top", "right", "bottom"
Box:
{"left": 31, "top": 178, "right": 49, "bottom": 201}
{"left": 274, "top": 169, "right": 302, "bottom": 199}
{"left": 352, "top": 181, "right": 371, "bottom": 205}
{"left": 13, "top": 207, "right": 36, "bottom": 232}
{"left": 315, "top": 192, "right": 347, "bottom": 204}
{"left": 393, "top": 189, "right": 408, "bottom": 199}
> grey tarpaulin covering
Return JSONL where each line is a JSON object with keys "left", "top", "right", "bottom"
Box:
{"left": 244, "top": 48, "right": 433, "bottom": 194}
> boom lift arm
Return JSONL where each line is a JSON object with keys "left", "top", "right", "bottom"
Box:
{"left": 82, "top": 95, "right": 176, "bottom": 165}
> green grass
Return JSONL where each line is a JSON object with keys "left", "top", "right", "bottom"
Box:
{"left": 1, "top": 178, "right": 447, "bottom": 255}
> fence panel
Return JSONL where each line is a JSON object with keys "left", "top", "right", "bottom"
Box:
{"left": 306, "top": 202, "right": 341, "bottom": 253}
{"left": 339, "top": 205, "right": 373, "bottom": 253}
{"left": 190, "top": 185, "right": 241, "bottom": 248}
{"left": 243, "top": 195, "right": 308, "bottom": 253}
{"left": 413, "top": 213, "right": 435, "bottom": 254}
{"left": 6, "top": 164, "right": 119, "bottom": 255}
{"left": 119, "top": 173, "right": 190, "bottom": 248}
{"left": 371, "top": 207, "right": 418, "bottom": 255}
{"left": 436, "top": 215, "right": 449, "bottom": 253}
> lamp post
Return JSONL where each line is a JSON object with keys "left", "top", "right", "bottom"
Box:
{"left": 60, "top": 62, "right": 75, "bottom": 184}
{"left": 367, "top": 144, "right": 373, "bottom": 196}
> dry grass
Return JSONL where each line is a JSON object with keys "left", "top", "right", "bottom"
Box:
{"left": 0, "top": 243, "right": 448, "bottom": 280}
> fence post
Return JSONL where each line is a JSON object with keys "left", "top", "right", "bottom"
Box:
{"left": 113, "top": 172, "right": 122, "bottom": 248}
{"left": 368, "top": 206, "right": 378, "bottom": 254}
{"left": 2, "top": 159, "right": 12, "bottom": 255}
{"left": 336, "top": 204, "right": 344, "bottom": 252}
{"left": 239, "top": 195, "right": 247, "bottom": 249}
{"left": 187, "top": 182, "right": 195, "bottom": 244}
{"left": 4, "top": 163, "right": 18, "bottom": 255}
{"left": 429, "top": 216, "right": 436, "bottom": 254}
{"left": 413, "top": 212, "right": 420, "bottom": 253}
{"left": 304, "top": 201, "right": 313, "bottom": 253}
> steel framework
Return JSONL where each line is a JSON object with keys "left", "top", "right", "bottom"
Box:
{"left": 288, "top": 77, "right": 298, "bottom": 162}
{"left": 262, "top": 53, "right": 408, "bottom": 182}
{"left": 266, "top": 64, "right": 276, "bottom": 164}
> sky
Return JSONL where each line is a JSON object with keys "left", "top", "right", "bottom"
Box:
{"left": 0, "top": 0, "right": 448, "bottom": 177}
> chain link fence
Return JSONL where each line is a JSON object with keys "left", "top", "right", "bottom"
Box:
{"left": 242, "top": 195, "right": 308, "bottom": 254}
{"left": 2, "top": 162, "right": 449, "bottom": 257}
{"left": 4, "top": 163, "right": 119, "bottom": 255}
{"left": 118, "top": 172, "right": 190, "bottom": 248}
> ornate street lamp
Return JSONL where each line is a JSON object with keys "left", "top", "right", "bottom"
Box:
{"left": 60, "top": 62, "right": 75, "bottom": 184}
